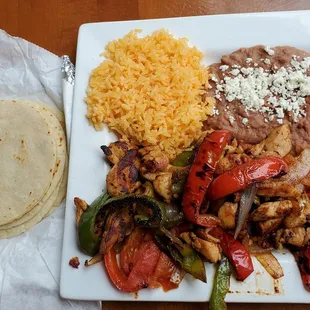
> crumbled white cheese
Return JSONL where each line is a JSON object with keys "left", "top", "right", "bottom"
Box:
{"left": 264, "top": 58, "right": 271, "bottom": 65}
{"left": 292, "top": 55, "right": 300, "bottom": 61}
{"left": 211, "top": 76, "right": 218, "bottom": 82}
{"left": 246, "top": 58, "right": 252, "bottom": 64}
{"left": 254, "top": 63, "right": 258, "bottom": 67}
{"left": 214, "top": 56, "right": 310, "bottom": 122}
{"left": 220, "top": 65, "right": 229, "bottom": 71}
{"left": 264, "top": 46, "right": 275, "bottom": 56}
{"left": 276, "top": 107, "right": 284, "bottom": 118}
{"left": 208, "top": 84, "right": 212, "bottom": 89}
{"left": 213, "top": 107, "right": 220, "bottom": 116}
{"left": 242, "top": 118, "right": 248, "bottom": 125}
{"left": 230, "top": 69, "right": 240, "bottom": 76}
{"left": 241, "top": 67, "right": 254, "bottom": 75}
{"left": 232, "top": 64, "right": 241, "bottom": 69}
{"left": 229, "top": 115, "right": 235, "bottom": 124}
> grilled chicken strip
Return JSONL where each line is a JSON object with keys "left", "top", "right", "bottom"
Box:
{"left": 277, "top": 227, "right": 307, "bottom": 248}
{"left": 242, "top": 124, "right": 292, "bottom": 157}
{"left": 218, "top": 202, "right": 238, "bottom": 229}
{"left": 101, "top": 141, "right": 136, "bottom": 165}
{"left": 215, "top": 153, "right": 250, "bottom": 175}
{"left": 257, "top": 218, "right": 283, "bottom": 235}
{"left": 139, "top": 146, "right": 169, "bottom": 174}
{"left": 251, "top": 200, "right": 292, "bottom": 221}
{"left": 180, "top": 232, "right": 221, "bottom": 263}
{"left": 106, "top": 149, "right": 141, "bottom": 196}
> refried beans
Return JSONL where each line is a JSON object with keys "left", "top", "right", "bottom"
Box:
{"left": 204, "top": 45, "right": 310, "bottom": 155}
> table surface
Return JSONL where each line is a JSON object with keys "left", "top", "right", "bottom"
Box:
{"left": 1, "top": 0, "right": 310, "bottom": 309}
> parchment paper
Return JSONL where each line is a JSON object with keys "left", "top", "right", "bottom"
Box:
{"left": 0, "top": 30, "right": 100, "bottom": 310}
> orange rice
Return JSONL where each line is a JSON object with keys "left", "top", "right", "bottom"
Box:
{"left": 85, "top": 29, "right": 214, "bottom": 159}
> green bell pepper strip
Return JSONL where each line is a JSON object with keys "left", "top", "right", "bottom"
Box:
{"left": 78, "top": 193, "right": 183, "bottom": 256}
{"left": 155, "top": 227, "right": 206, "bottom": 282}
{"left": 172, "top": 151, "right": 195, "bottom": 167}
{"left": 78, "top": 193, "right": 135, "bottom": 256}
{"left": 77, "top": 192, "right": 111, "bottom": 256}
{"left": 209, "top": 256, "right": 232, "bottom": 310}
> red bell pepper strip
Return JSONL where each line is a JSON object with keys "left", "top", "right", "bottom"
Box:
{"left": 119, "top": 227, "right": 146, "bottom": 276}
{"left": 149, "top": 252, "right": 184, "bottom": 292}
{"left": 207, "top": 157, "right": 288, "bottom": 201}
{"left": 182, "top": 130, "right": 233, "bottom": 227}
{"left": 209, "top": 227, "right": 254, "bottom": 281}
{"left": 170, "top": 222, "right": 194, "bottom": 236}
{"left": 305, "top": 245, "right": 310, "bottom": 272}
{"left": 104, "top": 241, "right": 161, "bottom": 292}
{"left": 295, "top": 244, "right": 310, "bottom": 291}
{"left": 299, "top": 265, "right": 310, "bottom": 291}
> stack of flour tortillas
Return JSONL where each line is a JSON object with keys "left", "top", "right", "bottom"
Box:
{"left": 0, "top": 100, "right": 68, "bottom": 238}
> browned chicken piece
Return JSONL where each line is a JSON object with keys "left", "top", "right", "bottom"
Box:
{"left": 215, "top": 153, "right": 250, "bottom": 175}
{"left": 283, "top": 213, "right": 307, "bottom": 228}
{"left": 300, "top": 195, "right": 310, "bottom": 221}
{"left": 251, "top": 200, "right": 292, "bottom": 221}
{"left": 274, "top": 229, "right": 284, "bottom": 250}
{"left": 134, "top": 181, "right": 154, "bottom": 197}
{"left": 141, "top": 164, "right": 189, "bottom": 201}
{"left": 281, "top": 227, "right": 306, "bottom": 247}
{"left": 106, "top": 149, "right": 141, "bottom": 196}
{"left": 100, "top": 207, "right": 134, "bottom": 255}
{"left": 141, "top": 171, "right": 166, "bottom": 182}
{"left": 217, "top": 202, "right": 238, "bottom": 229}
{"left": 242, "top": 141, "right": 265, "bottom": 157}
{"left": 74, "top": 197, "right": 88, "bottom": 223}
{"left": 195, "top": 228, "right": 221, "bottom": 244}
{"left": 257, "top": 181, "right": 303, "bottom": 198}
{"left": 242, "top": 124, "right": 292, "bottom": 157}
{"left": 142, "top": 164, "right": 188, "bottom": 181}
{"left": 153, "top": 172, "right": 173, "bottom": 202}
{"left": 139, "top": 146, "right": 169, "bottom": 174}
{"left": 101, "top": 141, "right": 136, "bottom": 165}
{"left": 180, "top": 232, "right": 221, "bottom": 263}
{"left": 289, "top": 199, "right": 303, "bottom": 216}
{"left": 221, "top": 137, "right": 243, "bottom": 155}
{"left": 284, "top": 195, "right": 310, "bottom": 228}
{"left": 261, "top": 124, "right": 292, "bottom": 157}
{"left": 257, "top": 218, "right": 283, "bottom": 235}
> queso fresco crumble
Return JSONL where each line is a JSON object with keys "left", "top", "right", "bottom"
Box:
{"left": 212, "top": 46, "right": 310, "bottom": 125}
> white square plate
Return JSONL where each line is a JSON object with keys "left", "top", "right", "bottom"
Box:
{"left": 60, "top": 10, "right": 310, "bottom": 302}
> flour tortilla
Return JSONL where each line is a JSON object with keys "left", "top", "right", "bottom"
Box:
{"left": 0, "top": 104, "right": 67, "bottom": 229}
{"left": 36, "top": 101, "right": 66, "bottom": 129}
{"left": 44, "top": 156, "right": 68, "bottom": 218}
{"left": 0, "top": 159, "right": 68, "bottom": 238}
{"left": 0, "top": 100, "right": 57, "bottom": 225}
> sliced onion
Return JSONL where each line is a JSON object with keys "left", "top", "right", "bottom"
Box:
{"left": 281, "top": 149, "right": 310, "bottom": 184}
{"left": 249, "top": 243, "right": 273, "bottom": 255}
{"left": 234, "top": 184, "right": 258, "bottom": 239}
{"left": 84, "top": 253, "right": 102, "bottom": 267}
